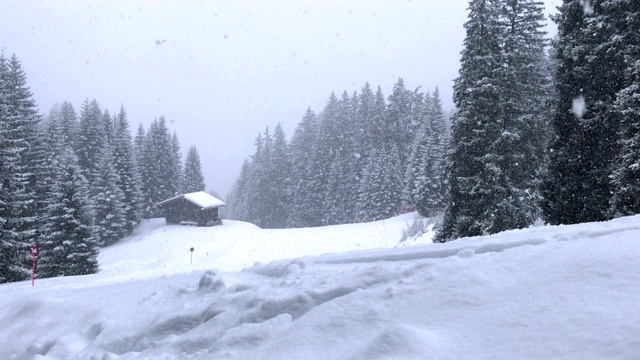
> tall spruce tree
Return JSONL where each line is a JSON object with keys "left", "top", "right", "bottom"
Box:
{"left": 609, "top": 1, "right": 640, "bottom": 217}
{"left": 436, "top": 0, "right": 505, "bottom": 241}
{"left": 542, "top": 0, "right": 625, "bottom": 224}
{"left": 268, "top": 123, "right": 289, "bottom": 228}
{"left": 0, "top": 53, "right": 42, "bottom": 282}
{"left": 113, "top": 106, "right": 141, "bottom": 232}
{"left": 437, "top": 0, "right": 550, "bottom": 241}
{"left": 183, "top": 145, "right": 206, "bottom": 193}
{"left": 286, "top": 108, "right": 319, "bottom": 227}
{"left": 91, "top": 146, "right": 127, "bottom": 247}
{"left": 40, "top": 147, "right": 98, "bottom": 277}
{"left": 75, "top": 99, "right": 104, "bottom": 187}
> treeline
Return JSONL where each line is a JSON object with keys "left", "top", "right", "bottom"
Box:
{"left": 225, "top": 80, "right": 450, "bottom": 228}
{"left": 0, "top": 53, "right": 206, "bottom": 284}
{"left": 228, "top": 0, "right": 640, "bottom": 241}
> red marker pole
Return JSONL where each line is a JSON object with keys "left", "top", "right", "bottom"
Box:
{"left": 29, "top": 243, "right": 39, "bottom": 286}
{"left": 190, "top": 247, "right": 194, "bottom": 264}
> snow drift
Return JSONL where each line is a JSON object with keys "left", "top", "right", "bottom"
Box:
{"left": 1, "top": 214, "right": 639, "bottom": 359}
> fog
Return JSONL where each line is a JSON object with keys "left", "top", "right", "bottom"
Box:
{"left": 0, "top": 0, "right": 561, "bottom": 197}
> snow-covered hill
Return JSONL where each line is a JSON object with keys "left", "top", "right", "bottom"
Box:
{"left": 1, "top": 214, "right": 639, "bottom": 359}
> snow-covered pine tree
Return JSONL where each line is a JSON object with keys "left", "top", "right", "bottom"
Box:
{"left": 112, "top": 106, "right": 141, "bottom": 233}
{"left": 542, "top": 0, "right": 625, "bottom": 224}
{"left": 58, "top": 101, "right": 78, "bottom": 150}
{"left": 75, "top": 99, "right": 105, "bottom": 187}
{"left": 324, "top": 91, "right": 359, "bottom": 225}
{"left": 357, "top": 86, "right": 394, "bottom": 221}
{"left": 602, "top": 1, "right": 639, "bottom": 216}
{"left": 226, "top": 159, "right": 251, "bottom": 222}
{"left": 102, "top": 109, "right": 114, "bottom": 148}
{"left": 133, "top": 123, "right": 155, "bottom": 219}
{"left": 91, "top": 145, "right": 127, "bottom": 247}
{"left": 286, "top": 108, "right": 319, "bottom": 227}
{"left": 385, "top": 78, "right": 418, "bottom": 200}
{"left": 171, "top": 131, "right": 183, "bottom": 194}
{"left": 183, "top": 145, "right": 206, "bottom": 193}
{"left": 145, "top": 117, "right": 179, "bottom": 216}
{"left": 40, "top": 147, "right": 98, "bottom": 277}
{"left": 268, "top": 123, "right": 289, "bottom": 228}
{"left": 410, "top": 88, "right": 449, "bottom": 217}
{"left": 0, "top": 53, "right": 42, "bottom": 282}
{"left": 492, "top": 0, "right": 549, "bottom": 228}
{"left": 352, "top": 83, "right": 377, "bottom": 222}
{"left": 312, "top": 92, "right": 340, "bottom": 226}
{"left": 436, "top": 0, "right": 505, "bottom": 242}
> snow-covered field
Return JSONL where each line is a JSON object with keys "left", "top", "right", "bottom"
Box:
{"left": 1, "top": 214, "right": 639, "bottom": 359}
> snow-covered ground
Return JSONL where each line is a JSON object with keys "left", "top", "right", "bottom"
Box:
{"left": 1, "top": 214, "right": 639, "bottom": 359}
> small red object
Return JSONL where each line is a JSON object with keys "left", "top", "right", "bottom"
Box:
{"left": 29, "top": 243, "right": 39, "bottom": 256}
{"left": 29, "top": 243, "right": 39, "bottom": 286}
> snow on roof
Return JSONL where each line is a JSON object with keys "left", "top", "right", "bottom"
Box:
{"left": 157, "top": 191, "right": 225, "bottom": 209}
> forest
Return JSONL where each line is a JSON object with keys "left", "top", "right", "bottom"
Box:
{"left": 0, "top": 54, "right": 207, "bottom": 283}
{"left": 227, "top": 0, "right": 640, "bottom": 240}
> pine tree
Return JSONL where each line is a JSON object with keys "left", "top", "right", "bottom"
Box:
{"left": 268, "top": 123, "right": 289, "bottom": 228}
{"left": 411, "top": 88, "right": 449, "bottom": 217}
{"left": 324, "top": 91, "right": 359, "bottom": 225}
{"left": 58, "top": 101, "right": 78, "bottom": 149}
{"left": 171, "top": 131, "right": 183, "bottom": 193}
{"left": 287, "top": 108, "right": 319, "bottom": 227}
{"left": 144, "top": 117, "right": 180, "bottom": 216}
{"left": 311, "top": 93, "right": 340, "bottom": 226}
{"left": 91, "top": 146, "right": 127, "bottom": 247}
{"left": 133, "top": 123, "right": 154, "bottom": 219}
{"left": 0, "top": 53, "right": 42, "bottom": 282}
{"left": 113, "top": 106, "right": 141, "bottom": 232}
{"left": 542, "top": 0, "right": 626, "bottom": 224}
{"left": 183, "top": 145, "right": 206, "bottom": 193}
{"left": 40, "top": 148, "right": 98, "bottom": 277}
{"left": 436, "top": 0, "right": 505, "bottom": 241}
{"left": 75, "top": 99, "right": 104, "bottom": 187}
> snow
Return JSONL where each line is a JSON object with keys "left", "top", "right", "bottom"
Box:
{"left": 157, "top": 191, "right": 225, "bottom": 209}
{"left": 2, "top": 213, "right": 640, "bottom": 359}
{"left": 572, "top": 95, "right": 587, "bottom": 119}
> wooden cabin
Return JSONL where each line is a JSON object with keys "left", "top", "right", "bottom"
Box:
{"left": 156, "top": 191, "right": 225, "bottom": 226}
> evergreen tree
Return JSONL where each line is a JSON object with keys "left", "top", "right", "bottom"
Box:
{"left": 542, "top": 0, "right": 625, "bottom": 224}
{"left": 226, "top": 160, "right": 251, "bottom": 222}
{"left": 324, "top": 91, "right": 359, "bottom": 225}
{"left": 75, "top": 99, "right": 104, "bottom": 186}
{"left": 311, "top": 93, "right": 340, "bottom": 226}
{"left": 606, "top": 0, "right": 640, "bottom": 217}
{"left": 0, "top": 53, "right": 42, "bottom": 282}
{"left": 268, "top": 123, "right": 289, "bottom": 228}
{"left": 436, "top": 0, "right": 505, "bottom": 242}
{"left": 144, "top": 117, "right": 180, "bottom": 215}
{"left": 171, "top": 131, "right": 183, "bottom": 193}
{"left": 40, "top": 148, "right": 98, "bottom": 277}
{"left": 58, "top": 101, "right": 78, "bottom": 149}
{"left": 113, "top": 106, "right": 141, "bottom": 232}
{"left": 410, "top": 88, "right": 449, "bottom": 217}
{"left": 357, "top": 86, "right": 392, "bottom": 221}
{"left": 91, "top": 146, "right": 127, "bottom": 247}
{"left": 134, "top": 123, "right": 155, "bottom": 219}
{"left": 183, "top": 145, "right": 206, "bottom": 193}
{"left": 287, "top": 108, "right": 319, "bottom": 227}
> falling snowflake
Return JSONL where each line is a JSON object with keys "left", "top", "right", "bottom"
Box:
{"left": 579, "top": 0, "right": 593, "bottom": 15}
{"left": 572, "top": 96, "right": 587, "bottom": 119}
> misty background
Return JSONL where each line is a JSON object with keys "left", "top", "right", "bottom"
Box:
{"left": 0, "top": 0, "right": 560, "bottom": 197}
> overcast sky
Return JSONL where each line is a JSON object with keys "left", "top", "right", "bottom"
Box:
{"left": 1, "top": 0, "right": 561, "bottom": 197}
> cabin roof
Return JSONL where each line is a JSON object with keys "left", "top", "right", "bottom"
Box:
{"left": 156, "top": 191, "right": 225, "bottom": 209}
